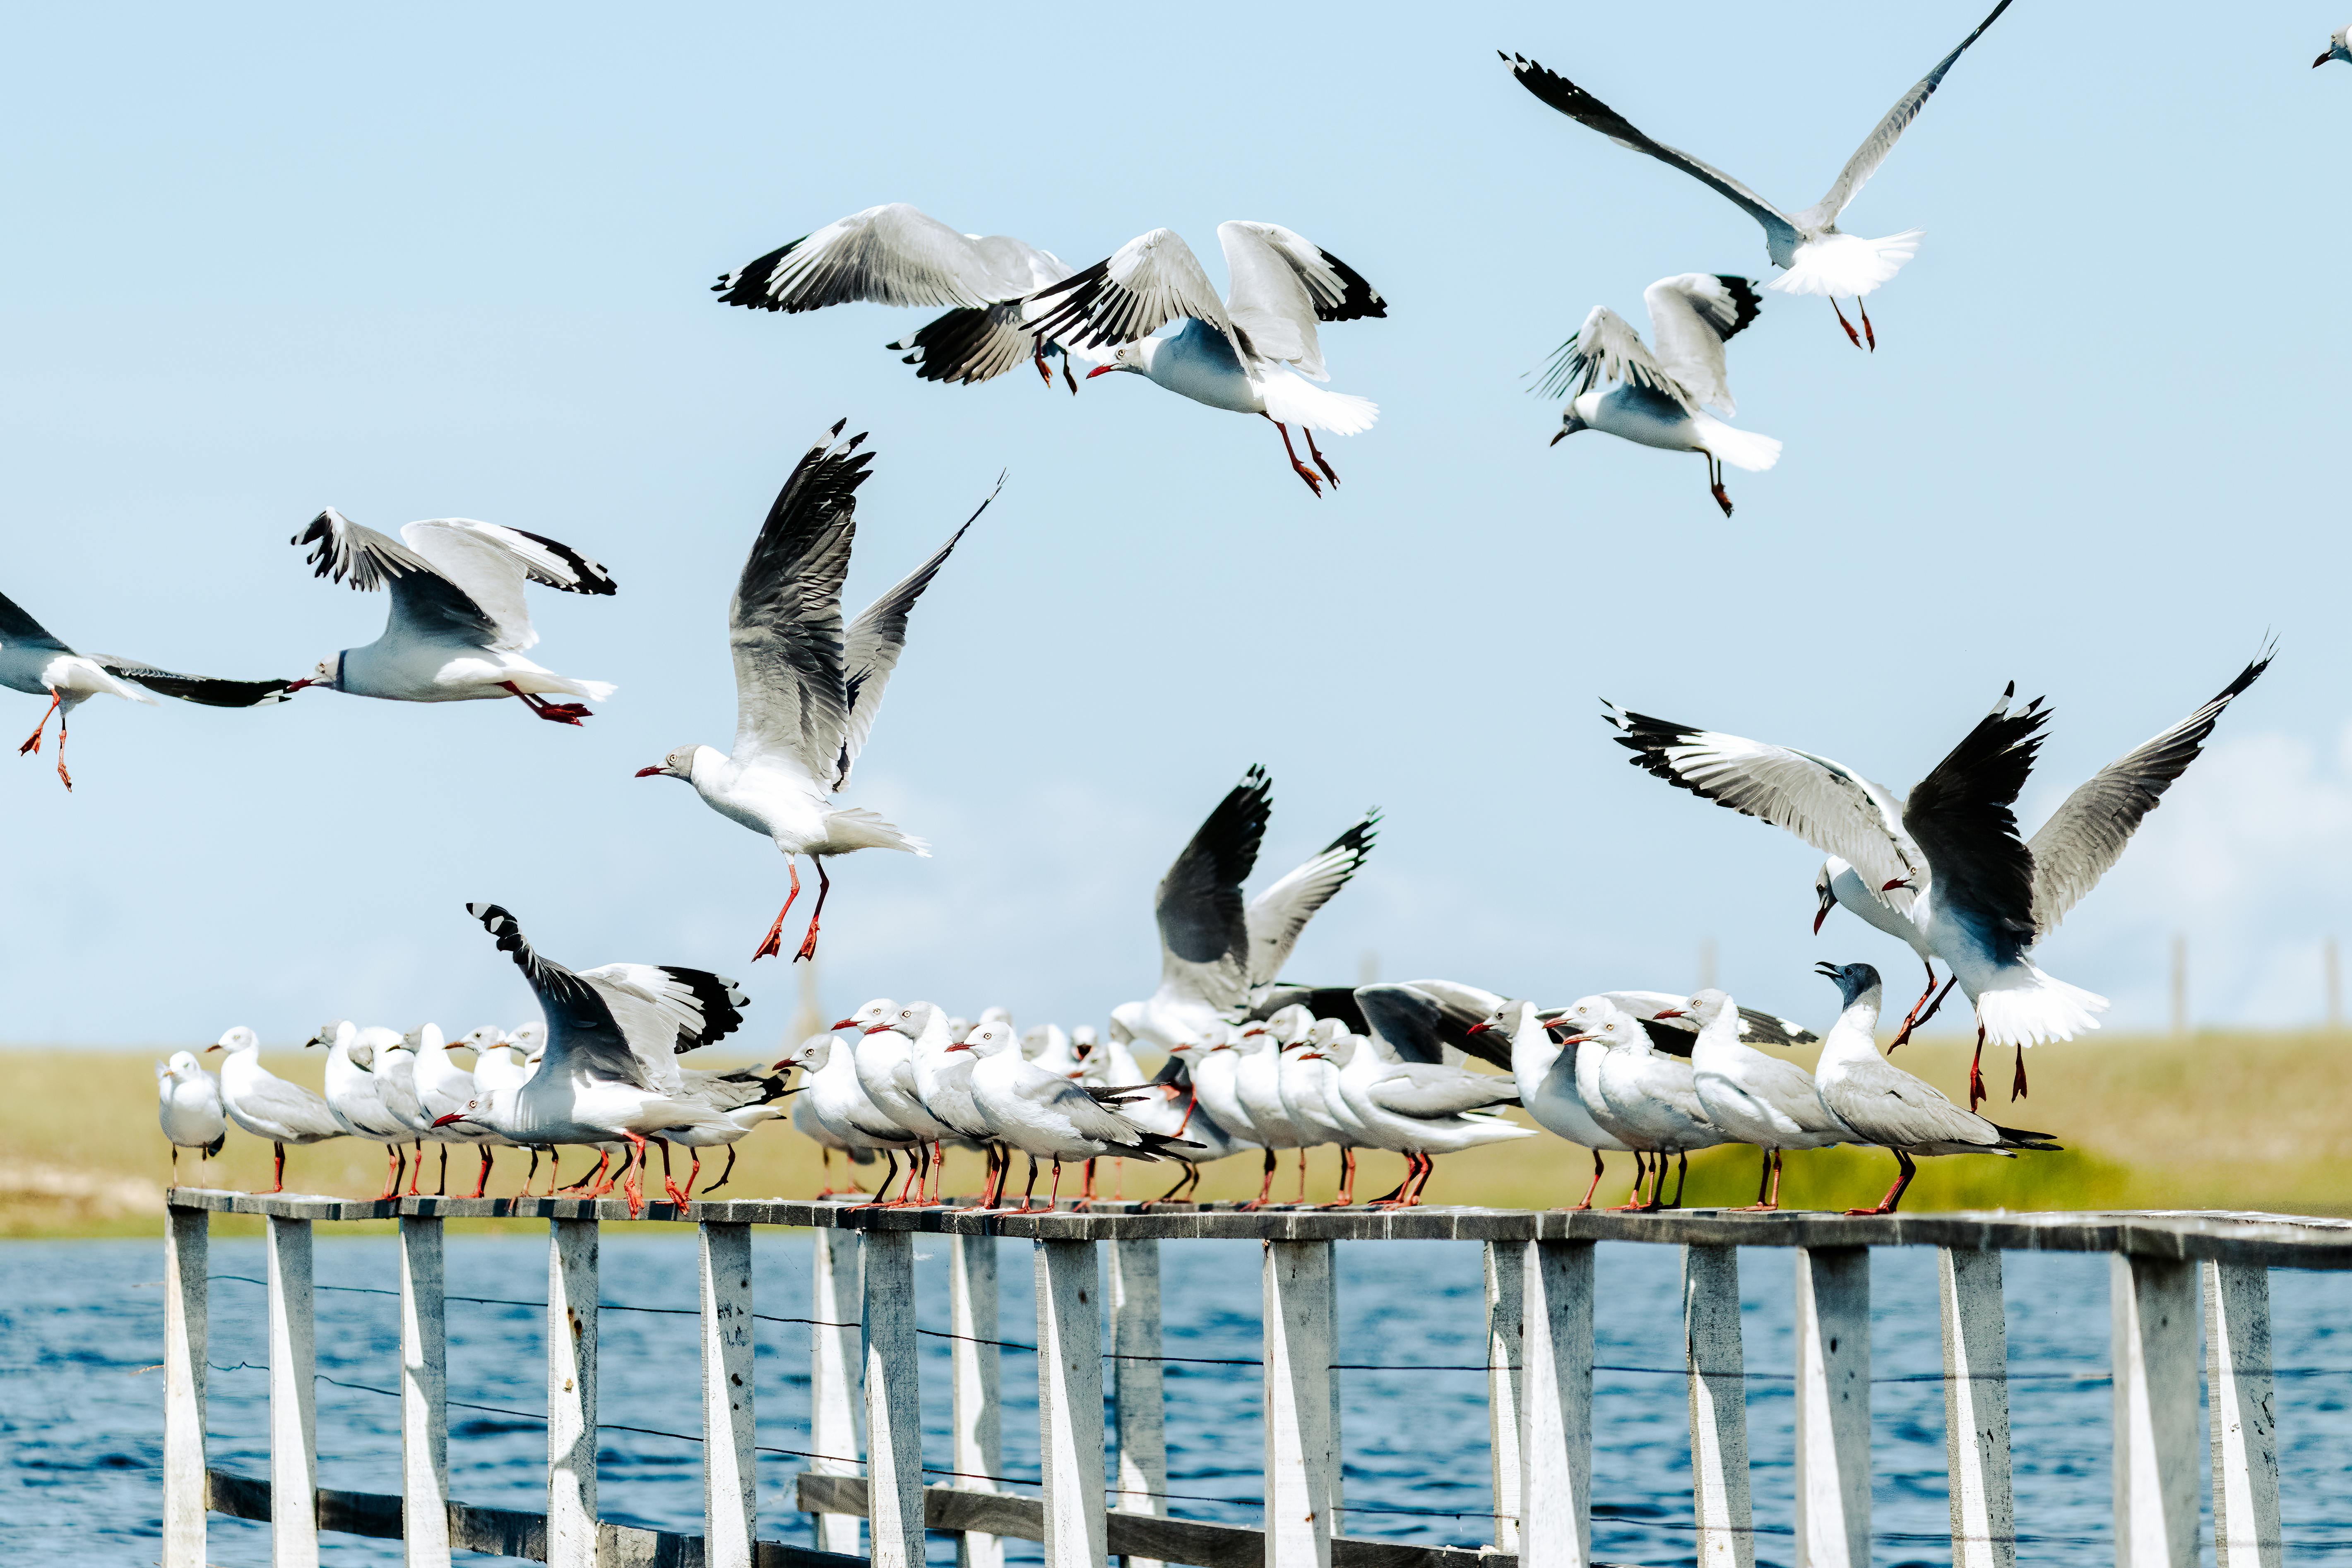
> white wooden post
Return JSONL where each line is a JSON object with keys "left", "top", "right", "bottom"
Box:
{"left": 1939, "top": 1248, "right": 2015, "bottom": 1568}
{"left": 1518, "top": 1240, "right": 1594, "bottom": 1568}
{"left": 863, "top": 1230, "right": 926, "bottom": 1568}
{"left": 1037, "top": 1239, "right": 1109, "bottom": 1568}
{"left": 266, "top": 1214, "right": 319, "bottom": 1568}
{"left": 399, "top": 1215, "right": 451, "bottom": 1568}
{"left": 700, "top": 1222, "right": 757, "bottom": 1568}
{"left": 1484, "top": 1240, "right": 1525, "bottom": 1553}
{"left": 2112, "top": 1253, "right": 2200, "bottom": 1568}
{"left": 1794, "top": 1247, "right": 1870, "bottom": 1568}
{"left": 163, "top": 1205, "right": 208, "bottom": 1568}
{"left": 1108, "top": 1239, "right": 1167, "bottom": 1568}
{"left": 2203, "top": 1261, "right": 2281, "bottom": 1568}
{"left": 951, "top": 1233, "right": 1005, "bottom": 1568}
{"left": 1682, "top": 1243, "right": 1753, "bottom": 1568}
{"left": 1264, "top": 1241, "right": 1340, "bottom": 1568}
{"left": 811, "top": 1227, "right": 866, "bottom": 1556}
{"left": 547, "top": 1217, "right": 599, "bottom": 1568}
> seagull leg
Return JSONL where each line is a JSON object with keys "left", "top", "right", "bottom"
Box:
{"left": 679, "top": 1150, "right": 703, "bottom": 1206}
{"left": 2011, "top": 1045, "right": 2028, "bottom": 1102}
{"left": 1968, "top": 1025, "right": 1988, "bottom": 1113}
{"left": 1062, "top": 353, "right": 1079, "bottom": 395}
{"left": 498, "top": 681, "right": 592, "bottom": 725}
{"left": 1705, "top": 452, "right": 1734, "bottom": 518}
{"left": 525, "top": 1148, "right": 542, "bottom": 1195}
{"left": 1738, "top": 1147, "right": 1775, "bottom": 1210}
{"left": 1263, "top": 414, "right": 1325, "bottom": 497}
{"left": 1848, "top": 1151, "right": 1916, "bottom": 1215}
{"left": 754, "top": 861, "right": 802, "bottom": 962}
{"left": 407, "top": 1142, "right": 423, "bottom": 1198}
{"left": 18, "top": 690, "right": 59, "bottom": 759}
{"left": 1614, "top": 1152, "right": 1650, "bottom": 1211}
{"left": 661, "top": 1140, "right": 690, "bottom": 1207}
{"left": 1831, "top": 299, "right": 1864, "bottom": 349}
{"left": 710, "top": 1145, "right": 738, "bottom": 1194}
{"left": 1891, "top": 968, "right": 1958, "bottom": 1049}
{"left": 1047, "top": 1160, "right": 1066, "bottom": 1208}
{"left": 1033, "top": 342, "right": 1054, "bottom": 388}
{"left": 1571, "top": 1148, "right": 1606, "bottom": 1211}
{"left": 1016, "top": 1154, "right": 1041, "bottom": 1214}
{"left": 52, "top": 707, "right": 73, "bottom": 789}
{"left": 794, "top": 859, "right": 832, "bottom": 963}
{"left": 1670, "top": 1151, "right": 1692, "bottom": 1209}
{"left": 1320, "top": 1147, "right": 1360, "bottom": 1209}
{"left": 1079, "top": 1158, "right": 1098, "bottom": 1203}
{"left": 1858, "top": 298, "right": 1877, "bottom": 352}
{"left": 1302, "top": 428, "right": 1342, "bottom": 488}
{"left": 267, "top": 1141, "right": 286, "bottom": 1195}
{"left": 1294, "top": 1150, "right": 1311, "bottom": 1206}
{"left": 435, "top": 1146, "right": 448, "bottom": 1196}
{"left": 472, "top": 1147, "right": 493, "bottom": 1200}
{"left": 1146, "top": 1164, "right": 1195, "bottom": 1208}
{"left": 619, "top": 1133, "right": 651, "bottom": 1218}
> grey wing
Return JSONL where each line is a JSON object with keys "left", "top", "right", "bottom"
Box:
{"left": 1215, "top": 222, "right": 1387, "bottom": 382}
{"left": 577, "top": 963, "right": 749, "bottom": 1055}
{"left": 402, "top": 520, "right": 614, "bottom": 655}
{"left": 91, "top": 658, "right": 300, "bottom": 707}
{"left": 1534, "top": 306, "right": 1687, "bottom": 406}
{"left": 832, "top": 478, "right": 996, "bottom": 790}
{"left": 1642, "top": 274, "right": 1762, "bottom": 417}
{"left": 1367, "top": 1062, "right": 1520, "bottom": 1118}
{"left": 1824, "top": 1055, "right": 1997, "bottom": 1150}
{"left": 467, "top": 904, "right": 650, "bottom": 1091}
{"left": 714, "top": 203, "right": 1030, "bottom": 313}
{"left": 1029, "top": 1073, "right": 1158, "bottom": 1148}
{"left": 1154, "top": 767, "right": 1272, "bottom": 1012}
{"left": 680, "top": 1066, "right": 776, "bottom": 1113}
{"left": 730, "top": 423, "right": 864, "bottom": 774}
{"left": 293, "top": 509, "right": 498, "bottom": 649}
{"left": 1744, "top": 1054, "right": 1850, "bottom": 1137}
{"left": 240, "top": 1074, "right": 346, "bottom": 1140}
{"left": 1245, "top": 810, "right": 1379, "bottom": 988}
{"left": 2027, "top": 647, "right": 2272, "bottom": 936}
{"left": 1356, "top": 981, "right": 1512, "bottom": 1070}
{"left": 891, "top": 301, "right": 1054, "bottom": 385}
{"left": 1503, "top": 54, "right": 1803, "bottom": 254}
{"left": 1020, "top": 229, "right": 1247, "bottom": 362}
{"left": 1797, "top": 0, "right": 2015, "bottom": 229}
{"left": 0, "top": 590, "right": 71, "bottom": 653}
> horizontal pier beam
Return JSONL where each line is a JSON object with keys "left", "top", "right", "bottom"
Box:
{"left": 205, "top": 1467, "right": 863, "bottom": 1568}
{"left": 165, "top": 1189, "right": 2352, "bottom": 1268}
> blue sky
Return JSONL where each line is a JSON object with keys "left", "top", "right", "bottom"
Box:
{"left": 4, "top": 3, "right": 2346, "bottom": 1047}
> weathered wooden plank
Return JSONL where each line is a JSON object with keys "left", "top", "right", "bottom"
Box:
{"left": 862, "top": 1229, "right": 925, "bottom": 1568}
{"left": 950, "top": 1232, "right": 1005, "bottom": 1568}
{"left": 1264, "top": 1241, "right": 1340, "bottom": 1568}
{"left": 548, "top": 1216, "right": 599, "bottom": 1568}
{"left": 164, "top": 1204, "right": 208, "bottom": 1568}
{"left": 2204, "top": 1261, "right": 2281, "bottom": 1568}
{"left": 1938, "top": 1247, "right": 2015, "bottom": 1568}
{"left": 1792, "top": 1247, "right": 1869, "bottom": 1568}
{"left": 1484, "top": 1240, "right": 1523, "bottom": 1554}
{"left": 2112, "top": 1253, "right": 2200, "bottom": 1568}
{"left": 702, "top": 1221, "right": 758, "bottom": 1568}
{"left": 1519, "top": 1241, "right": 1593, "bottom": 1568}
{"left": 1682, "top": 1243, "right": 1752, "bottom": 1568}
{"left": 1109, "top": 1236, "right": 1169, "bottom": 1568}
{"left": 399, "top": 1214, "right": 451, "bottom": 1568}
{"left": 810, "top": 1227, "right": 865, "bottom": 1556}
{"left": 267, "top": 1213, "right": 319, "bottom": 1568}
{"left": 1036, "top": 1239, "right": 1109, "bottom": 1568}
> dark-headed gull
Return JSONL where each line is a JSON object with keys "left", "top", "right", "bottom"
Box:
{"left": 1810, "top": 962, "right": 2058, "bottom": 1214}
{"left": 156, "top": 1051, "right": 228, "bottom": 1180}
{"left": 2318, "top": 25, "right": 2352, "bottom": 66}
{"left": 207, "top": 1027, "right": 344, "bottom": 1193}
{"left": 3, "top": 589, "right": 297, "bottom": 789}
{"left": 1541, "top": 274, "right": 1776, "bottom": 517}
{"left": 286, "top": 511, "right": 617, "bottom": 723}
{"left": 956, "top": 1020, "right": 1196, "bottom": 1212}
{"left": 1504, "top": 0, "right": 2014, "bottom": 348}
{"left": 1677, "top": 989, "right": 1852, "bottom": 1210}
{"left": 434, "top": 904, "right": 752, "bottom": 1216}
{"left": 714, "top": 202, "right": 1088, "bottom": 391}
{"left": 1022, "top": 224, "right": 1387, "bottom": 496}
{"left": 635, "top": 423, "right": 988, "bottom": 963}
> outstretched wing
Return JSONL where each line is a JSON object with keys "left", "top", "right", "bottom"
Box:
{"left": 578, "top": 963, "right": 750, "bottom": 1055}
{"left": 399, "top": 519, "right": 616, "bottom": 654}
{"left": 2027, "top": 647, "right": 2272, "bottom": 936}
{"left": 1021, "top": 228, "right": 1247, "bottom": 363}
{"left": 1154, "top": 767, "right": 1273, "bottom": 1012}
{"left": 91, "top": 658, "right": 300, "bottom": 707}
{"left": 1503, "top": 53, "right": 1804, "bottom": 255}
{"left": 466, "top": 903, "right": 649, "bottom": 1091}
{"left": 1605, "top": 701, "right": 1926, "bottom": 911}
{"left": 832, "top": 476, "right": 996, "bottom": 790}
{"left": 1356, "top": 981, "right": 1512, "bottom": 1070}
{"left": 1900, "top": 687, "right": 2049, "bottom": 969}
{"left": 1642, "top": 274, "right": 1762, "bottom": 416}
{"left": 0, "top": 590, "right": 71, "bottom": 654}
{"left": 729, "top": 423, "right": 865, "bottom": 776}
{"left": 293, "top": 509, "right": 500, "bottom": 650}
{"left": 714, "top": 203, "right": 1034, "bottom": 312}
{"left": 1246, "top": 810, "right": 1379, "bottom": 989}
{"left": 1216, "top": 222, "right": 1387, "bottom": 382}
{"left": 1797, "top": 0, "right": 2015, "bottom": 229}
{"left": 1534, "top": 305, "right": 1686, "bottom": 407}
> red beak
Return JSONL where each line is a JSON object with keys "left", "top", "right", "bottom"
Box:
{"left": 1813, "top": 904, "right": 1832, "bottom": 936}
{"left": 1085, "top": 365, "right": 1114, "bottom": 379}
{"left": 1652, "top": 1008, "right": 1687, "bottom": 1020}
{"left": 1559, "top": 1032, "right": 1594, "bottom": 1046}
{"left": 946, "top": 1042, "right": 973, "bottom": 1053}
{"left": 283, "top": 678, "right": 317, "bottom": 693}
{"left": 203, "top": 1044, "right": 221, "bottom": 1053}
{"left": 1881, "top": 878, "right": 1909, "bottom": 893}
{"left": 829, "top": 1017, "right": 859, "bottom": 1030}
{"left": 431, "top": 1112, "right": 468, "bottom": 1128}
{"left": 634, "top": 765, "right": 664, "bottom": 778}
{"left": 1465, "top": 1021, "right": 1492, "bottom": 1036}
{"left": 862, "top": 1022, "right": 895, "bottom": 1035}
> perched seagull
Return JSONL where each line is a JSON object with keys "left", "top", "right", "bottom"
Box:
{"left": 156, "top": 1051, "right": 228, "bottom": 1180}
{"left": 849, "top": 1000, "right": 963, "bottom": 1205}
{"left": 2, "top": 588, "right": 296, "bottom": 789}
{"left": 957, "top": 1020, "right": 1193, "bottom": 1211}
{"left": 652, "top": 1076, "right": 795, "bottom": 1204}
{"left": 1553, "top": 1003, "right": 1724, "bottom": 1210}
{"left": 1677, "top": 990, "right": 1852, "bottom": 1210}
{"left": 1022, "top": 224, "right": 1387, "bottom": 496}
{"left": 780, "top": 1021, "right": 923, "bottom": 1200}
{"left": 1122, "top": 1028, "right": 1247, "bottom": 1205}
{"left": 207, "top": 1028, "right": 344, "bottom": 1193}
{"left": 1323, "top": 1019, "right": 1530, "bottom": 1208}
{"left": 714, "top": 202, "right": 1089, "bottom": 391}
{"left": 1233, "top": 1008, "right": 1322, "bottom": 1206}
{"left": 286, "top": 511, "right": 617, "bottom": 722}
{"left": 1504, "top": 1, "right": 2012, "bottom": 348}
{"left": 780, "top": 1039, "right": 881, "bottom": 1197}
{"left": 1810, "top": 962, "right": 2058, "bottom": 1213}
{"left": 1540, "top": 274, "right": 1777, "bottom": 517}
{"left": 310, "top": 1022, "right": 423, "bottom": 1200}
{"left": 635, "top": 424, "right": 987, "bottom": 963}
{"left": 1471, "top": 999, "right": 1637, "bottom": 1210}
{"left": 408, "top": 1024, "right": 503, "bottom": 1198}
{"left": 2318, "top": 25, "right": 2352, "bottom": 66}
{"left": 435, "top": 904, "right": 753, "bottom": 1217}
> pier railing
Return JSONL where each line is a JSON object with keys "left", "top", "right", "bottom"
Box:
{"left": 160, "top": 1190, "right": 2345, "bottom": 1568}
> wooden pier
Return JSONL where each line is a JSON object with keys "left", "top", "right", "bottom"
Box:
{"left": 161, "top": 1189, "right": 2342, "bottom": 1568}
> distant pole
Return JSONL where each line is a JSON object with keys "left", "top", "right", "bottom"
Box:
{"left": 1358, "top": 950, "right": 1380, "bottom": 987}
{"left": 1697, "top": 939, "right": 1717, "bottom": 993}
{"left": 2328, "top": 938, "right": 2342, "bottom": 1032}
{"left": 792, "top": 959, "right": 825, "bottom": 1044}
{"left": 2170, "top": 936, "right": 2188, "bottom": 1038}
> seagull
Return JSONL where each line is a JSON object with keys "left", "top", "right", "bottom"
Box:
{"left": 2318, "top": 25, "right": 2352, "bottom": 66}
{"left": 1810, "top": 962, "right": 2059, "bottom": 1213}
{"left": 408, "top": 1024, "right": 503, "bottom": 1198}
{"left": 285, "top": 511, "right": 617, "bottom": 723}
{"left": 156, "top": 1051, "right": 228, "bottom": 1180}
{"left": 1116, "top": 1024, "right": 1247, "bottom": 1205}
{"left": 207, "top": 1027, "right": 344, "bottom": 1193}
{"left": 1504, "top": 1, "right": 2013, "bottom": 348}
{"left": 309, "top": 1022, "right": 424, "bottom": 1200}
{"left": 781, "top": 1039, "right": 882, "bottom": 1197}
{"left": 778, "top": 1013, "right": 923, "bottom": 1201}
{"left": 1279, "top": 1020, "right": 1361, "bottom": 1205}
{"left": 2, "top": 589, "right": 297, "bottom": 789}
{"left": 849, "top": 1000, "right": 963, "bottom": 1205}
{"left": 635, "top": 423, "right": 988, "bottom": 963}
{"left": 652, "top": 1075, "right": 795, "bottom": 1204}
{"left": 1233, "top": 1007, "right": 1322, "bottom": 1207}
{"left": 1676, "top": 989, "right": 1853, "bottom": 1210}
{"left": 911, "top": 1018, "right": 1012, "bottom": 1207}
{"left": 713, "top": 202, "right": 1089, "bottom": 391}
{"left": 1551, "top": 1003, "right": 1724, "bottom": 1211}
{"left": 1471, "top": 999, "right": 1637, "bottom": 1210}
{"left": 433, "top": 904, "right": 755, "bottom": 1217}
{"left": 956, "top": 1020, "right": 1195, "bottom": 1211}
{"left": 1540, "top": 274, "right": 1778, "bottom": 517}
{"left": 1322, "top": 1012, "right": 1531, "bottom": 1208}
{"left": 1022, "top": 224, "right": 1388, "bottom": 496}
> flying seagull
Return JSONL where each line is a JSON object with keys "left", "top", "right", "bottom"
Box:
{"left": 286, "top": 512, "right": 617, "bottom": 723}
{"left": 1021, "top": 224, "right": 1387, "bottom": 496}
{"left": 1542, "top": 273, "right": 1776, "bottom": 517}
{"left": 713, "top": 202, "right": 1092, "bottom": 391}
{"left": 635, "top": 422, "right": 989, "bottom": 962}
{"left": 2, "top": 588, "right": 296, "bottom": 789}
{"left": 1503, "top": 0, "right": 2014, "bottom": 348}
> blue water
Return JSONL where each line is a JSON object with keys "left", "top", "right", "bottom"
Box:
{"left": 5, "top": 1234, "right": 2351, "bottom": 1566}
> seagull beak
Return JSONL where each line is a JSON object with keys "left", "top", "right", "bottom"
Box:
{"left": 2317, "top": 51, "right": 2333, "bottom": 66}
{"left": 862, "top": 1023, "right": 896, "bottom": 1035}
{"left": 430, "top": 1112, "right": 468, "bottom": 1128}
{"left": 1085, "top": 365, "right": 1115, "bottom": 379}
{"left": 634, "top": 765, "right": 665, "bottom": 778}
{"left": 1881, "top": 878, "right": 1910, "bottom": 893}
{"left": 1652, "top": 1008, "right": 1687, "bottom": 1020}
{"left": 1558, "top": 1032, "right": 1595, "bottom": 1046}
{"left": 946, "top": 1042, "right": 973, "bottom": 1053}
{"left": 203, "top": 1043, "right": 221, "bottom": 1053}
{"left": 1813, "top": 887, "right": 1837, "bottom": 936}
{"left": 283, "top": 678, "right": 316, "bottom": 693}
{"left": 829, "top": 1018, "right": 859, "bottom": 1030}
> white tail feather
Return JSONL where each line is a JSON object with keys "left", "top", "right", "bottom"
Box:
{"left": 1972, "top": 964, "right": 2109, "bottom": 1049}
{"left": 823, "top": 806, "right": 931, "bottom": 857}
{"left": 1692, "top": 417, "right": 1783, "bottom": 474}
{"left": 1259, "top": 370, "right": 1378, "bottom": 436}
{"left": 1767, "top": 230, "right": 1922, "bottom": 298}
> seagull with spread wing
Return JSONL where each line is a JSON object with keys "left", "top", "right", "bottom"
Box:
{"left": 635, "top": 422, "right": 989, "bottom": 963}
{"left": 1020, "top": 224, "right": 1387, "bottom": 496}
{"left": 714, "top": 202, "right": 1096, "bottom": 391}
{"left": 1, "top": 588, "right": 297, "bottom": 789}
{"left": 1542, "top": 273, "right": 1776, "bottom": 517}
{"left": 285, "top": 510, "right": 616, "bottom": 723}
{"left": 1504, "top": 0, "right": 2013, "bottom": 349}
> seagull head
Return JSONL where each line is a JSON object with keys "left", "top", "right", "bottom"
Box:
{"left": 207, "top": 1026, "right": 260, "bottom": 1056}
{"left": 430, "top": 1101, "right": 478, "bottom": 1129}
{"left": 1466, "top": 1000, "right": 1530, "bottom": 1039}
{"left": 1813, "top": 862, "right": 1842, "bottom": 934}
{"left": 1813, "top": 961, "right": 1882, "bottom": 1011}
{"left": 1549, "top": 406, "right": 1592, "bottom": 447}
{"left": 773, "top": 1034, "right": 835, "bottom": 1074}
{"left": 1682, "top": 990, "right": 1734, "bottom": 1030}
{"left": 953, "top": 1021, "right": 1019, "bottom": 1057}
{"left": 635, "top": 745, "right": 699, "bottom": 782}
{"left": 1085, "top": 342, "right": 1151, "bottom": 380}
{"left": 830, "top": 998, "right": 897, "bottom": 1034}
{"left": 282, "top": 657, "right": 339, "bottom": 695}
